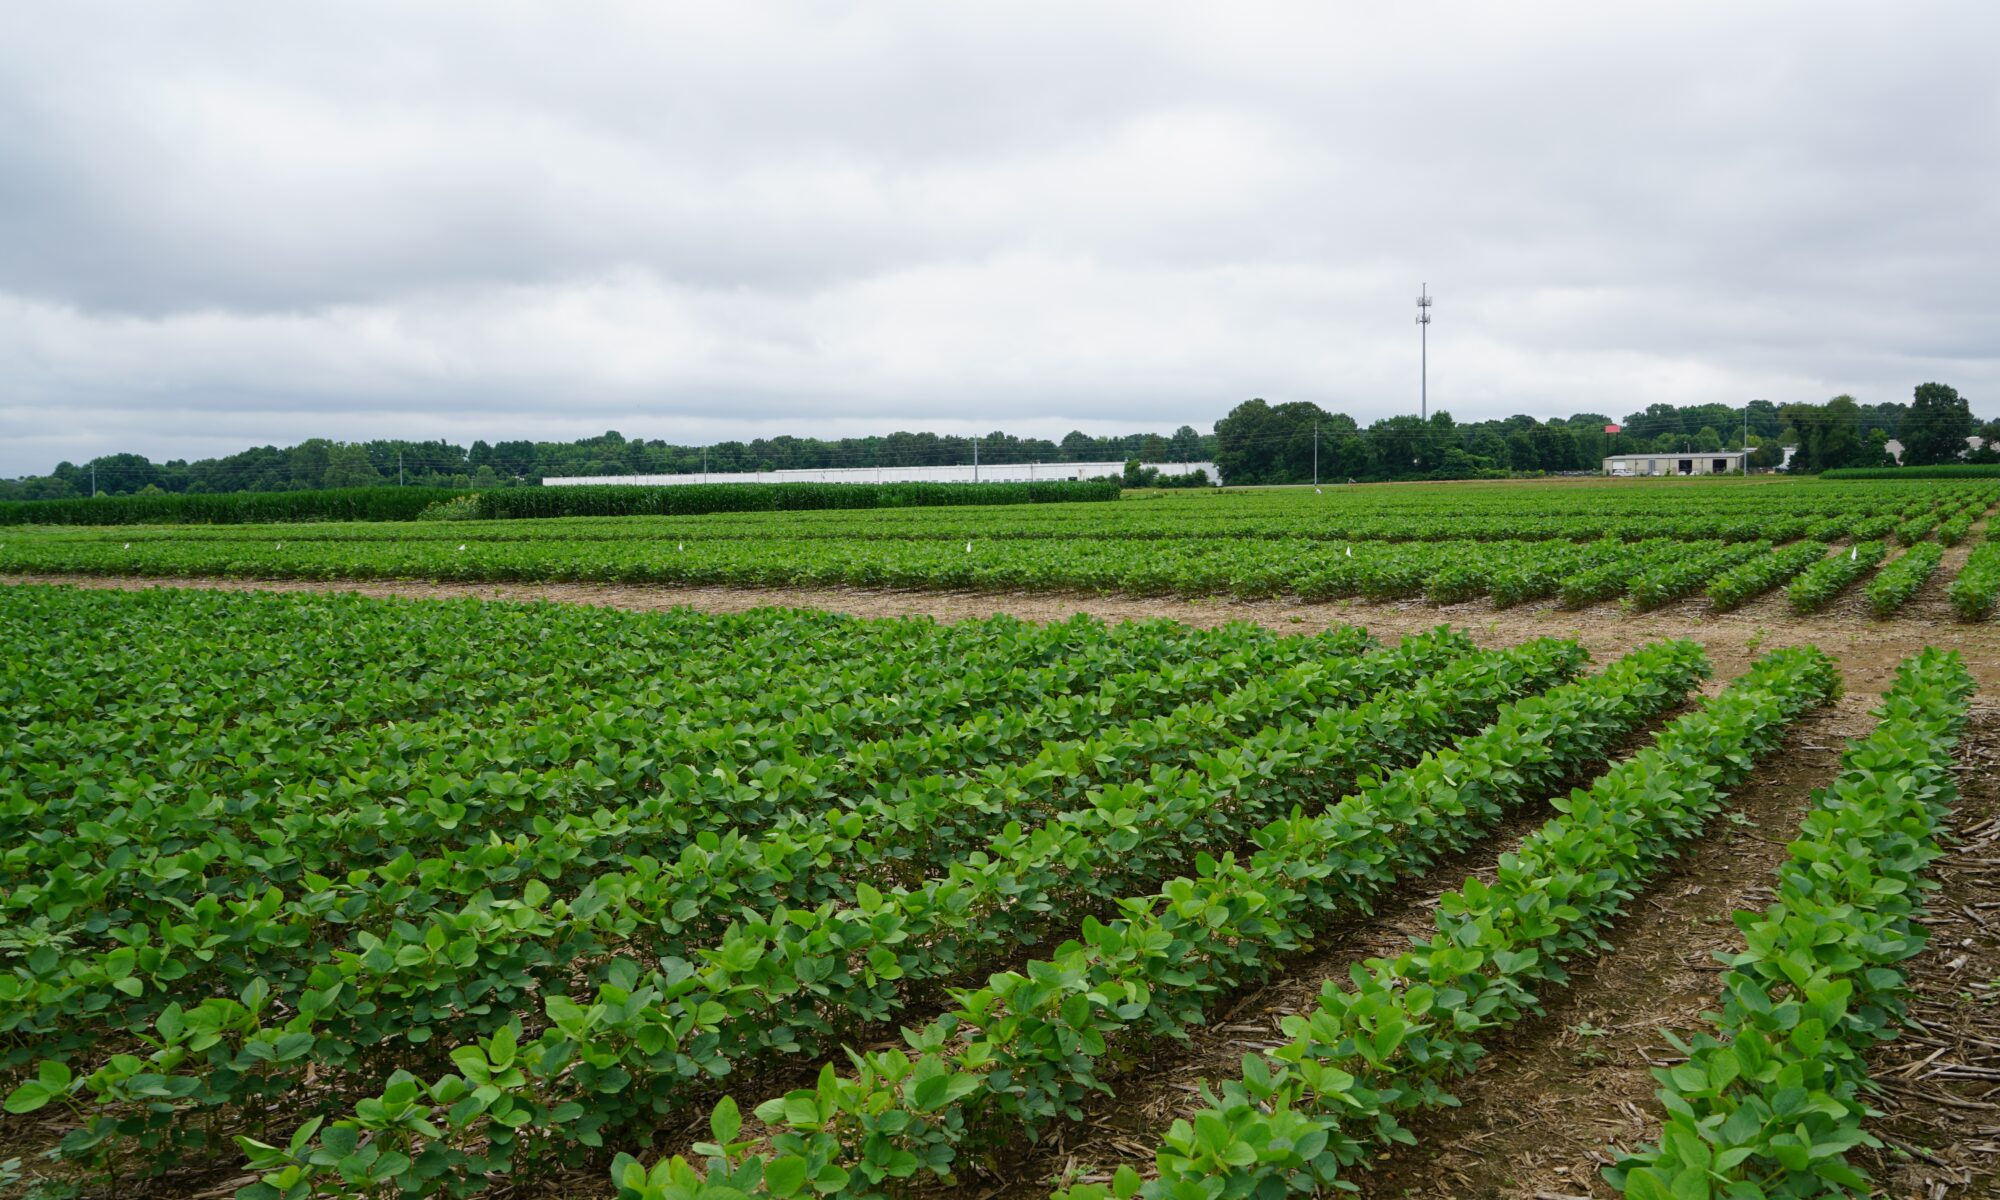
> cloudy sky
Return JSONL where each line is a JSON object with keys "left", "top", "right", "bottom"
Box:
{"left": 2, "top": 1, "right": 1995, "bottom": 475}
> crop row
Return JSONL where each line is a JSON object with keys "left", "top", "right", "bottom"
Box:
{"left": 13, "top": 478, "right": 1995, "bottom": 544}
{"left": 1949, "top": 538, "right": 2000, "bottom": 621}
{"left": 199, "top": 638, "right": 1705, "bottom": 1198}
{"left": 4, "top": 591, "right": 1354, "bottom": 904}
{"left": 1048, "top": 649, "right": 1838, "bottom": 1200}
{"left": 1611, "top": 648, "right": 1973, "bottom": 1199}
{"left": 1787, "top": 541, "right": 1888, "bottom": 613}
{"left": 4, "top": 623, "right": 1459, "bottom": 1099}
{"left": 1865, "top": 541, "right": 1945, "bottom": 617}
{"left": 12, "top": 630, "right": 1585, "bottom": 1192}
{"left": 1706, "top": 543, "right": 1830, "bottom": 612}
{"left": 10, "top": 589, "right": 1388, "bottom": 1097}
{"left": 1627, "top": 541, "right": 1772, "bottom": 610}
{"left": 604, "top": 646, "right": 1838, "bottom": 1200}
{"left": 0, "top": 534, "right": 1814, "bottom": 611}
{"left": 0, "top": 480, "right": 1119, "bottom": 527}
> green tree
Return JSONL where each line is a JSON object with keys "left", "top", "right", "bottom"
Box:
{"left": 1814, "top": 395, "right": 1864, "bottom": 470}
{"left": 86, "top": 452, "right": 161, "bottom": 494}
{"left": 1328, "top": 429, "right": 1375, "bottom": 480}
{"left": 1213, "top": 399, "right": 1335, "bottom": 484}
{"left": 1901, "top": 381, "right": 1974, "bottom": 465}
{"left": 288, "top": 439, "right": 334, "bottom": 489}
{"left": 321, "top": 442, "right": 384, "bottom": 489}
{"left": 1856, "top": 429, "right": 1896, "bottom": 468}
{"left": 1969, "top": 419, "right": 2000, "bottom": 464}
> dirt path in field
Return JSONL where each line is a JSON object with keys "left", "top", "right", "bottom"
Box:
{"left": 1851, "top": 709, "right": 2000, "bottom": 1199}
{"left": 7, "top": 572, "right": 2000, "bottom": 695}
{"left": 1892, "top": 518, "right": 1988, "bottom": 627}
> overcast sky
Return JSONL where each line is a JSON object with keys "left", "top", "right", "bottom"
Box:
{"left": 2, "top": 1, "right": 1995, "bottom": 474}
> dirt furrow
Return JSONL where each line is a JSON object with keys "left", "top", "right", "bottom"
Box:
{"left": 1898, "top": 510, "right": 1991, "bottom": 626}
{"left": 1851, "top": 705, "right": 2000, "bottom": 1199}
{"left": 1341, "top": 698, "right": 1876, "bottom": 1199}
{"left": 954, "top": 699, "right": 1709, "bottom": 1200}
{"left": 974, "top": 802, "right": 1565, "bottom": 1200}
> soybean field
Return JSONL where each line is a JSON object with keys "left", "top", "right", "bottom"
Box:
{"left": 2, "top": 479, "right": 1997, "bottom": 623}
{"left": 2, "top": 578, "right": 1995, "bottom": 1200}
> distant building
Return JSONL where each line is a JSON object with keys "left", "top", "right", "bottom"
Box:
{"left": 1602, "top": 451, "right": 1747, "bottom": 477}
{"left": 1884, "top": 436, "right": 1988, "bottom": 464}
{"left": 544, "top": 460, "right": 1217, "bottom": 487}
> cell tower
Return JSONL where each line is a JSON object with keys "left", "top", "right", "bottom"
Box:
{"left": 1416, "top": 284, "right": 1432, "bottom": 422}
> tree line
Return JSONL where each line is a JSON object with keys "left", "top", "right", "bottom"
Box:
{"left": 1211, "top": 384, "right": 1992, "bottom": 484}
{"left": 1, "top": 427, "right": 1218, "bottom": 500}
{"left": 5, "top": 383, "right": 1988, "bottom": 499}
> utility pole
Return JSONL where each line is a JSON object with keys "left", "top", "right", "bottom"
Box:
{"left": 91, "top": 463, "right": 96, "bottom": 497}
{"left": 1742, "top": 405, "right": 1749, "bottom": 473}
{"left": 1416, "top": 284, "right": 1432, "bottom": 423}
{"left": 973, "top": 437, "right": 980, "bottom": 483}
{"left": 1312, "top": 422, "right": 1319, "bottom": 486}
{"left": 398, "top": 450, "right": 404, "bottom": 487}
{"left": 702, "top": 446, "right": 708, "bottom": 483}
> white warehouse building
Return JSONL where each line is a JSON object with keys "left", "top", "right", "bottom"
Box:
{"left": 1602, "top": 451, "right": 1747, "bottom": 477}
{"left": 545, "top": 461, "right": 1217, "bottom": 487}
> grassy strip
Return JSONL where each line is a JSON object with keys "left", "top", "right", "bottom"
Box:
{"left": 1608, "top": 648, "right": 1973, "bottom": 1199}
{"left": 476, "top": 480, "right": 1119, "bottom": 520}
{"left": 1819, "top": 465, "right": 2000, "bottom": 479}
{"left": 0, "top": 480, "right": 1116, "bottom": 527}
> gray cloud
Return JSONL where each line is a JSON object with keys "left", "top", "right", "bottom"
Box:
{"left": 2, "top": 0, "right": 1996, "bottom": 474}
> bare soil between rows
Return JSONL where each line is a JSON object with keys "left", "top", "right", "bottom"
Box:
{"left": 1347, "top": 698, "right": 1876, "bottom": 1199}
{"left": 6, "top": 572, "right": 1999, "bottom": 695}
{"left": 971, "top": 698, "right": 2000, "bottom": 1200}
{"left": 1346, "top": 701, "right": 2000, "bottom": 1200}
{"left": 969, "top": 700, "right": 1697, "bottom": 1200}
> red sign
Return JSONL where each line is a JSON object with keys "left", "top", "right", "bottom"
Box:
{"left": 1604, "top": 424, "right": 1622, "bottom": 434}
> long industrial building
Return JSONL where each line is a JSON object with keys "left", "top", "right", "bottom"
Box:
{"left": 545, "top": 460, "right": 1217, "bottom": 487}
{"left": 1602, "top": 451, "right": 1748, "bottom": 476}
